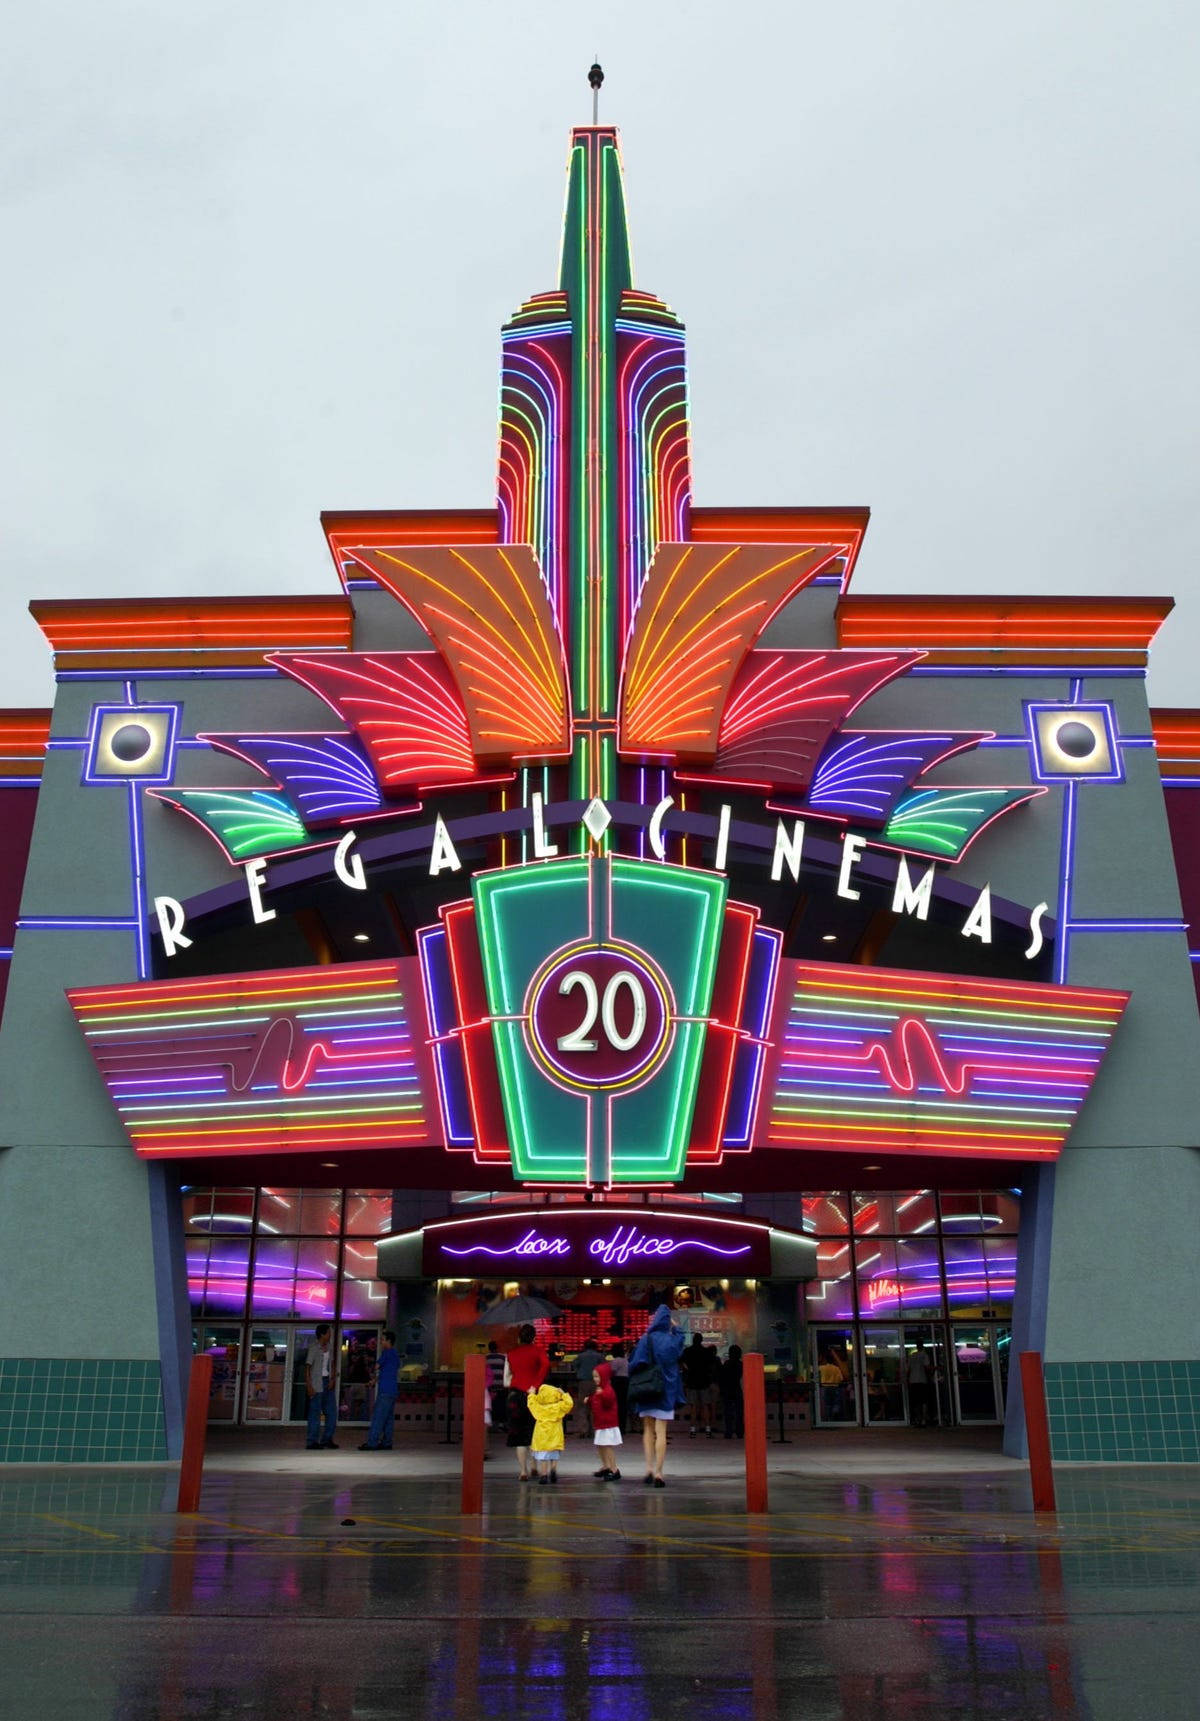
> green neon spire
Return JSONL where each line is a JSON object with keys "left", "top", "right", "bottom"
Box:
{"left": 559, "top": 128, "right": 634, "bottom": 812}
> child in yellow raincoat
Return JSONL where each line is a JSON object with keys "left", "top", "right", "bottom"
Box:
{"left": 527, "top": 1382, "right": 573, "bottom": 1484}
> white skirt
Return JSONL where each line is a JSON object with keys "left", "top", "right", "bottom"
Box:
{"left": 641, "top": 1408, "right": 675, "bottom": 1421}
{"left": 593, "top": 1427, "right": 623, "bottom": 1447}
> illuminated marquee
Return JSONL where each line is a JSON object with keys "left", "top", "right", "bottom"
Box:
{"left": 67, "top": 961, "right": 440, "bottom": 1158}
{"left": 415, "top": 1208, "right": 773, "bottom": 1277}
{"left": 758, "top": 962, "right": 1128, "bottom": 1161}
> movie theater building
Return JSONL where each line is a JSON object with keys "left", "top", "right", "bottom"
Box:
{"left": 1, "top": 124, "right": 1198, "bottom": 1467}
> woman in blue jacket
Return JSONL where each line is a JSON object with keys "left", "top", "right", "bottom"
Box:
{"left": 629, "top": 1304, "right": 686, "bottom": 1486}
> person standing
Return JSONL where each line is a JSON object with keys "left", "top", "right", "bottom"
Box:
{"left": 574, "top": 1336, "right": 603, "bottom": 1436}
{"left": 485, "top": 1340, "right": 508, "bottom": 1431}
{"left": 305, "top": 1322, "right": 338, "bottom": 1449}
{"left": 504, "top": 1323, "right": 549, "bottom": 1395}
{"left": 358, "top": 1329, "right": 399, "bottom": 1451}
{"left": 719, "top": 1344, "right": 744, "bottom": 1439}
{"left": 628, "top": 1304, "right": 686, "bottom": 1487}
{"left": 906, "top": 1341, "right": 932, "bottom": 1427}
{"left": 608, "top": 1342, "right": 630, "bottom": 1432}
{"left": 682, "top": 1333, "right": 716, "bottom": 1437}
{"left": 589, "top": 1362, "right": 623, "bottom": 1480}
{"left": 527, "top": 1382, "right": 573, "bottom": 1484}
{"left": 506, "top": 1386, "right": 536, "bottom": 1481}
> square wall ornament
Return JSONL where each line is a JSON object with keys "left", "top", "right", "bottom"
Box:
{"left": 85, "top": 704, "right": 180, "bottom": 784}
{"left": 1026, "top": 702, "right": 1121, "bottom": 782}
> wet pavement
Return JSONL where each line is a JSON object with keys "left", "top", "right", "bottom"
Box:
{"left": 1, "top": 1431, "right": 1197, "bottom": 1720}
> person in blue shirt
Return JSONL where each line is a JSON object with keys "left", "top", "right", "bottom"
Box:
{"left": 358, "top": 1330, "right": 400, "bottom": 1451}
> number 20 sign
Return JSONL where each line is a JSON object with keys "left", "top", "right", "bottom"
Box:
{"left": 469, "top": 854, "right": 729, "bottom": 1183}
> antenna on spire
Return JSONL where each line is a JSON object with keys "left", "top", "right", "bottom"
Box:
{"left": 588, "top": 61, "right": 604, "bottom": 125}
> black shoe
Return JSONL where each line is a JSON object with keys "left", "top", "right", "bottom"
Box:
{"left": 653, "top": 1476, "right": 665, "bottom": 1488}
{"left": 643, "top": 1474, "right": 654, "bottom": 1485}
{"left": 538, "top": 1476, "right": 548, "bottom": 1485}
{"left": 610, "top": 1470, "right": 621, "bottom": 1481}
{"left": 320, "top": 1441, "right": 339, "bottom": 1449}
{"left": 550, "top": 1471, "right": 558, "bottom": 1483}
{"left": 593, "top": 1468, "right": 609, "bottom": 1479}
{"left": 357, "top": 1442, "right": 374, "bottom": 1451}
{"left": 305, "top": 1443, "right": 320, "bottom": 1450}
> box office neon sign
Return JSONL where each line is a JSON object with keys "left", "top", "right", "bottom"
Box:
{"left": 420, "top": 1210, "right": 772, "bottom": 1277}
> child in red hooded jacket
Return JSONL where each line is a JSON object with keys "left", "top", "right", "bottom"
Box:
{"left": 589, "top": 1361, "right": 623, "bottom": 1480}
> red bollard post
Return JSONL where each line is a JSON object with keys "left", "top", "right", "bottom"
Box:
{"left": 744, "top": 1351, "right": 768, "bottom": 1514}
{"left": 176, "top": 1354, "right": 213, "bottom": 1514}
{"left": 1019, "top": 1350, "right": 1057, "bottom": 1514}
{"left": 460, "top": 1352, "right": 487, "bottom": 1515}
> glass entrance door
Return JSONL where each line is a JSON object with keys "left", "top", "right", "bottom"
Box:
{"left": 194, "top": 1326, "right": 242, "bottom": 1422}
{"left": 951, "top": 1324, "right": 1006, "bottom": 1422}
{"left": 858, "top": 1327, "right": 905, "bottom": 1422}
{"left": 812, "top": 1326, "right": 857, "bottom": 1425}
{"left": 901, "top": 1324, "right": 949, "bottom": 1426}
{"left": 242, "top": 1327, "right": 290, "bottom": 1422}
{"left": 338, "top": 1326, "right": 380, "bottom": 1425}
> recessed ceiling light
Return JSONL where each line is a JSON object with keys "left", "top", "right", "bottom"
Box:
{"left": 320, "top": 1161, "right": 338, "bottom": 1168}
{"left": 352, "top": 933, "right": 370, "bottom": 943}
{"left": 862, "top": 1164, "right": 882, "bottom": 1172}
{"left": 821, "top": 934, "right": 837, "bottom": 943}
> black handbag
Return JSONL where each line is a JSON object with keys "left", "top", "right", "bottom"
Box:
{"left": 628, "top": 1360, "right": 665, "bottom": 1403}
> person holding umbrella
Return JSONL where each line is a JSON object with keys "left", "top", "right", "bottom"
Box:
{"left": 502, "top": 1322, "right": 547, "bottom": 1481}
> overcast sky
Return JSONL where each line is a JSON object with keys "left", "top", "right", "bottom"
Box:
{"left": 2, "top": 2, "right": 1197, "bottom": 710}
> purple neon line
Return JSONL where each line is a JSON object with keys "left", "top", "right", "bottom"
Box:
{"left": 20, "top": 916, "right": 140, "bottom": 928}
{"left": 1067, "top": 920, "right": 1184, "bottom": 933}
{"left": 57, "top": 668, "right": 282, "bottom": 681}
{"left": 433, "top": 1041, "right": 475, "bottom": 1145}
{"left": 126, "top": 779, "right": 149, "bottom": 979}
{"left": 1055, "top": 778, "right": 1077, "bottom": 983}
{"left": 0, "top": 947, "right": 12, "bottom": 959}
{"left": 908, "top": 666, "right": 1146, "bottom": 679}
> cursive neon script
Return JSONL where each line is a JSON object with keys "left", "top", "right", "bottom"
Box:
{"left": 439, "top": 1224, "right": 753, "bottom": 1265}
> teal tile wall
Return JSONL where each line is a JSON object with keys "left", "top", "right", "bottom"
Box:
{"left": 0, "top": 1359, "right": 166, "bottom": 1462}
{"left": 1045, "top": 1360, "right": 1200, "bottom": 1462}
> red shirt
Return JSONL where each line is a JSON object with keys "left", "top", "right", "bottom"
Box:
{"left": 505, "top": 1342, "right": 549, "bottom": 1393}
{"left": 589, "top": 1374, "right": 620, "bottom": 1431}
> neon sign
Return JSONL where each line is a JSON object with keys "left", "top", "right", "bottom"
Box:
{"left": 761, "top": 962, "right": 1128, "bottom": 1161}
{"left": 67, "top": 960, "right": 440, "bottom": 1159}
{"left": 441, "top": 1225, "right": 752, "bottom": 1266}
{"left": 420, "top": 1209, "right": 772, "bottom": 1276}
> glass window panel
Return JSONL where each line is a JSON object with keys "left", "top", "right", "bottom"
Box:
{"left": 257, "top": 1189, "right": 300, "bottom": 1235}
{"left": 802, "top": 1194, "right": 849, "bottom": 1235}
{"left": 201, "top": 1238, "right": 250, "bottom": 1316}
{"left": 939, "top": 1192, "right": 984, "bottom": 1232}
{"left": 293, "top": 1238, "right": 338, "bottom": 1321}
{"left": 982, "top": 1235, "right": 1018, "bottom": 1311}
{"left": 804, "top": 1239, "right": 854, "bottom": 1319}
{"left": 942, "top": 1238, "right": 990, "bottom": 1315}
{"left": 893, "top": 1191, "right": 936, "bottom": 1234}
{"left": 251, "top": 1238, "right": 297, "bottom": 1316}
{"left": 339, "top": 1277, "right": 389, "bottom": 1321}
{"left": 896, "top": 1237, "right": 945, "bottom": 1317}
{"left": 182, "top": 1190, "right": 213, "bottom": 1234}
{"left": 856, "top": 1192, "right": 936, "bottom": 1235}
{"left": 186, "top": 1238, "right": 209, "bottom": 1311}
{"left": 342, "top": 1239, "right": 378, "bottom": 1279}
{"left": 982, "top": 1190, "right": 1020, "bottom": 1232}
{"left": 854, "top": 1239, "right": 900, "bottom": 1318}
{"left": 208, "top": 1189, "right": 254, "bottom": 1231}
{"left": 344, "top": 1191, "right": 393, "bottom": 1235}
{"left": 299, "top": 1190, "right": 342, "bottom": 1235}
